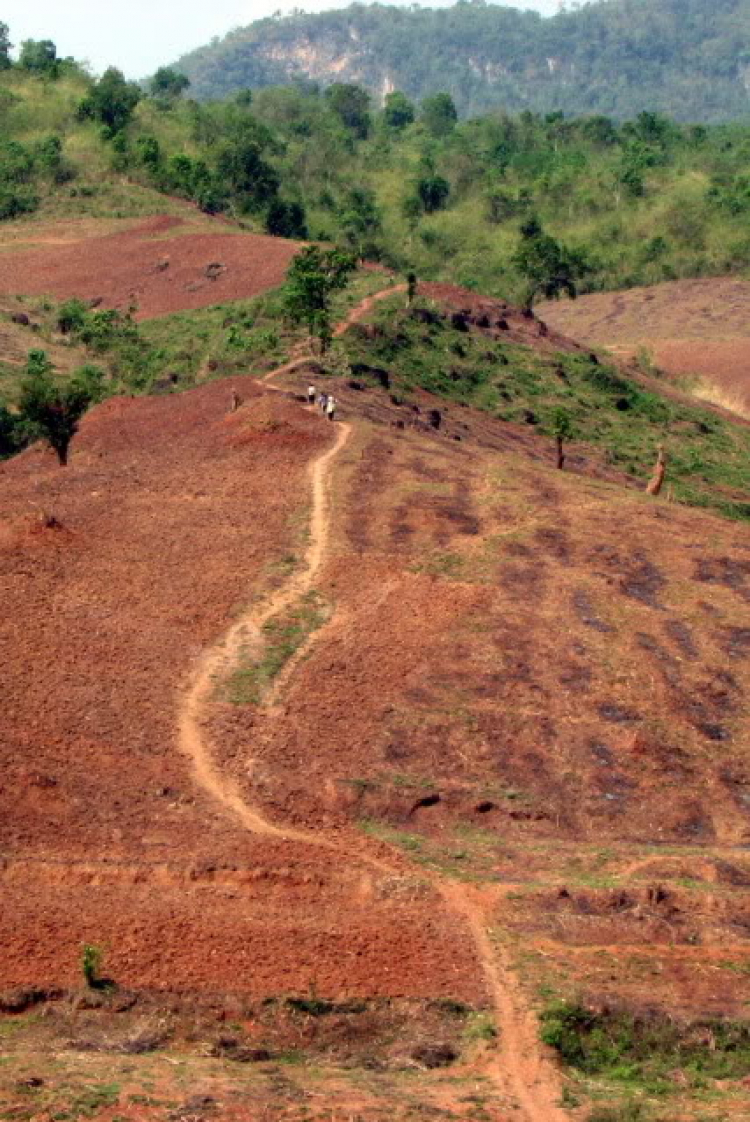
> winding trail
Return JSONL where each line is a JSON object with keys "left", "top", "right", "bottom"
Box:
{"left": 176, "top": 283, "right": 568, "bottom": 1122}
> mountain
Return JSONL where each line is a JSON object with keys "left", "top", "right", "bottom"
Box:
{"left": 175, "top": 0, "right": 750, "bottom": 122}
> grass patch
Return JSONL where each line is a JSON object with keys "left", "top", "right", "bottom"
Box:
{"left": 227, "top": 590, "right": 329, "bottom": 705}
{"left": 540, "top": 1000, "right": 750, "bottom": 1095}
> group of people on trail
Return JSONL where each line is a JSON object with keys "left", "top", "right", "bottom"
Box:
{"left": 308, "top": 384, "right": 336, "bottom": 422}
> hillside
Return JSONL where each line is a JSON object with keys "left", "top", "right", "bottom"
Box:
{"left": 3, "top": 61, "right": 750, "bottom": 306}
{"left": 541, "top": 274, "right": 750, "bottom": 418}
{"left": 2, "top": 273, "right": 750, "bottom": 1122}
{"left": 174, "top": 0, "right": 750, "bottom": 122}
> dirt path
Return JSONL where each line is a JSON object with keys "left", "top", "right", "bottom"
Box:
{"left": 176, "top": 282, "right": 567, "bottom": 1122}
{"left": 177, "top": 419, "right": 349, "bottom": 847}
{"left": 440, "top": 884, "right": 568, "bottom": 1122}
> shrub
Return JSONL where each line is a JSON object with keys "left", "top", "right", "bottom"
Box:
{"left": 19, "top": 350, "right": 96, "bottom": 465}
{"left": 81, "top": 944, "right": 103, "bottom": 988}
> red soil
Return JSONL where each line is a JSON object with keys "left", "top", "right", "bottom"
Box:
{"left": 1, "top": 215, "right": 301, "bottom": 320}
{"left": 0, "top": 380, "right": 484, "bottom": 1001}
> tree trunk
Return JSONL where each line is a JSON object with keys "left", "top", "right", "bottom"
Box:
{"left": 556, "top": 435, "right": 565, "bottom": 470}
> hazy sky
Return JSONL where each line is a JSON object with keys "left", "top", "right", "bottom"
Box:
{"left": 1, "top": 1, "right": 562, "bottom": 77}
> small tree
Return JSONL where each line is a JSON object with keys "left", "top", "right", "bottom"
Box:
{"left": 406, "top": 271, "right": 418, "bottom": 307}
{"left": 416, "top": 173, "right": 450, "bottom": 214}
{"left": 0, "top": 22, "right": 12, "bottom": 69}
{"left": 551, "top": 406, "right": 573, "bottom": 470}
{"left": 19, "top": 39, "right": 58, "bottom": 76}
{"left": 149, "top": 66, "right": 190, "bottom": 101}
{"left": 78, "top": 68, "right": 141, "bottom": 133}
{"left": 283, "top": 246, "right": 357, "bottom": 354}
{"left": 384, "top": 91, "right": 415, "bottom": 130}
{"left": 512, "top": 216, "right": 586, "bottom": 312}
{"left": 216, "top": 140, "right": 279, "bottom": 213}
{"left": 339, "top": 186, "right": 381, "bottom": 258}
{"left": 419, "top": 92, "right": 458, "bottom": 137}
{"left": 325, "top": 83, "right": 371, "bottom": 139}
{"left": 19, "top": 351, "right": 96, "bottom": 466}
{"left": 266, "top": 198, "right": 307, "bottom": 238}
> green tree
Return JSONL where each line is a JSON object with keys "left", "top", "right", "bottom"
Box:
{"left": 512, "top": 217, "right": 585, "bottom": 311}
{"left": 551, "top": 406, "right": 574, "bottom": 470}
{"left": 0, "top": 403, "right": 22, "bottom": 458}
{"left": 149, "top": 66, "right": 190, "bottom": 100}
{"left": 283, "top": 245, "right": 357, "bottom": 353}
{"left": 266, "top": 198, "right": 307, "bottom": 238}
{"left": 19, "top": 351, "right": 96, "bottom": 466}
{"left": 420, "top": 93, "right": 457, "bottom": 138}
{"left": 78, "top": 68, "right": 141, "bottom": 133}
{"left": 216, "top": 139, "right": 279, "bottom": 212}
{"left": 417, "top": 173, "right": 450, "bottom": 214}
{"left": 19, "top": 39, "right": 58, "bottom": 75}
{"left": 325, "top": 83, "right": 371, "bottom": 139}
{"left": 383, "top": 91, "right": 415, "bottom": 130}
{"left": 0, "top": 23, "right": 12, "bottom": 69}
{"left": 339, "top": 186, "right": 381, "bottom": 257}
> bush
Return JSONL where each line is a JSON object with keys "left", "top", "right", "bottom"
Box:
{"left": 0, "top": 187, "right": 38, "bottom": 220}
{"left": 540, "top": 1000, "right": 750, "bottom": 1091}
{"left": 19, "top": 349, "right": 96, "bottom": 465}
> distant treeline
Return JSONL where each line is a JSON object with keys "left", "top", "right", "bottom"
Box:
{"left": 2, "top": 21, "right": 750, "bottom": 300}
{"left": 174, "top": 0, "right": 750, "bottom": 124}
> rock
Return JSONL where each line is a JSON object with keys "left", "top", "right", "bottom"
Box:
{"left": 10, "top": 312, "right": 30, "bottom": 326}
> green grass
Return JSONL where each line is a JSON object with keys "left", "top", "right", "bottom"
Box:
{"left": 227, "top": 590, "right": 329, "bottom": 706}
{"left": 540, "top": 1001, "right": 750, "bottom": 1096}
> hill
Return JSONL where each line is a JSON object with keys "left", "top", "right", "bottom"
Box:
{"left": 3, "top": 61, "right": 750, "bottom": 306}
{"left": 2, "top": 277, "right": 750, "bottom": 1122}
{"left": 174, "top": 0, "right": 750, "bottom": 122}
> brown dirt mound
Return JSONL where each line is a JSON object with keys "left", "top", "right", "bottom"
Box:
{"left": 0, "top": 214, "right": 302, "bottom": 320}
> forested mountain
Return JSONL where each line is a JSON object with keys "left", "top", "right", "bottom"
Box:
{"left": 174, "top": 0, "right": 750, "bottom": 122}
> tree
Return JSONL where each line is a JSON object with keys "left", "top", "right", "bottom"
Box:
{"left": 551, "top": 407, "right": 573, "bottom": 470}
{"left": 420, "top": 93, "right": 458, "bottom": 138}
{"left": 512, "top": 217, "right": 586, "bottom": 311}
{"left": 325, "top": 83, "right": 371, "bottom": 139}
{"left": 339, "top": 186, "right": 381, "bottom": 257}
{"left": 18, "top": 351, "right": 96, "bottom": 466}
{"left": 19, "top": 39, "right": 58, "bottom": 76}
{"left": 283, "top": 245, "right": 357, "bottom": 353}
{"left": 383, "top": 91, "right": 415, "bottom": 130}
{"left": 216, "top": 139, "right": 279, "bottom": 212}
{"left": 0, "top": 403, "right": 22, "bottom": 458}
{"left": 0, "top": 23, "right": 12, "bottom": 69}
{"left": 149, "top": 67, "right": 190, "bottom": 101}
{"left": 417, "top": 173, "right": 450, "bottom": 214}
{"left": 266, "top": 198, "right": 307, "bottom": 238}
{"left": 406, "top": 271, "right": 418, "bottom": 307}
{"left": 78, "top": 68, "right": 141, "bottom": 133}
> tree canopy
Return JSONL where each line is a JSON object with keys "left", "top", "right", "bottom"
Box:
{"left": 174, "top": 0, "right": 750, "bottom": 124}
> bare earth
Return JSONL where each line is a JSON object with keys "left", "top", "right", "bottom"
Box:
{"left": 1, "top": 214, "right": 301, "bottom": 319}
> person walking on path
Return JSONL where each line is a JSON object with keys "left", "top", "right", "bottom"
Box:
{"left": 308, "top": 383, "right": 316, "bottom": 405}
{"left": 326, "top": 395, "right": 336, "bottom": 422}
{"left": 318, "top": 392, "right": 328, "bottom": 412}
